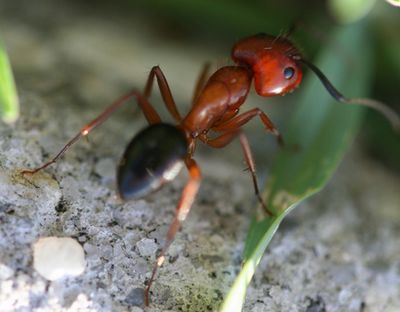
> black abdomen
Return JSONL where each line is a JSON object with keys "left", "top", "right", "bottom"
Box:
{"left": 117, "top": 123, "right": 188, "bottom": 200}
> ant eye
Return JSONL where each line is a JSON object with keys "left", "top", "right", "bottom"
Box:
{"left": 283, "top": 67, "right": 295, "bottom": 80}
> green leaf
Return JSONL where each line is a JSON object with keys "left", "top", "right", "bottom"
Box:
{"left": 220, "top": 23, "right": 371, "bottom": 312}
{"left": 0, "top": 39, "right": 19, "bottom": 124}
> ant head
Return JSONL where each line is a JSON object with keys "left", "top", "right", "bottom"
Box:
{"left": 232, "top": 33, "right": 303, "bottom": 97}
{"left": 233, "top": 33, "right": 400, "bottom": 132}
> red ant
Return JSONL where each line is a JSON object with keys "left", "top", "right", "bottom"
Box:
{"left": 22, "top": 32, "right": 400, "bottom": 306}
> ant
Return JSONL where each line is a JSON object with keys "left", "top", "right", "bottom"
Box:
{"left": 22, "top": 32, "right": 400, "bottom": 306}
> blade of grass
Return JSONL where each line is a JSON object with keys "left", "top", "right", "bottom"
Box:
{"left": 220, "top": 23, "right": 371, "bottom": 312}
{"left": 0, "top": 39, "right": 19, "bottom": 124}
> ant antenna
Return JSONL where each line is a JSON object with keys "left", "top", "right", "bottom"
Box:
{"left": 300, "top": 58, "right": 400, "bottom": 133}
{"left": 283, "top": 22, "right": 299, "bottom": 39}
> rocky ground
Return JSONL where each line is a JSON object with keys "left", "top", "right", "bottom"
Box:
{"left": 0, "top": 1, "right": 399, "bottom": 311}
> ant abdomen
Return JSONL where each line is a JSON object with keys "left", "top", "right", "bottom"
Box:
{"left": 116, "top": 123, "right": 188, "bottom": 200}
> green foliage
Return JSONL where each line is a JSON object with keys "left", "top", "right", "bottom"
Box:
{"left": 0, "top": 40, "right": 19, "bottom": 124}
{"left": 220, "top": 23, "right": 370, "bottom": 312}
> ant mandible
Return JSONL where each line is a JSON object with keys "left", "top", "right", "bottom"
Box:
{"left": 22, "top": 32, "right": 400, "bottom": 306}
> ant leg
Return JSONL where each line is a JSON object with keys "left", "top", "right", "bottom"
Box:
{"left": 143, "top": 66, "right": 182, "bottom": 122}
{"left": 21, "top": 90, "right": 161, "bottom": 175}
{"left": 199, "top": 129, "right": 239, "bottom": 148}
{"left": 191, "top": 62, "right": 211, "bottom": 105}
{"left": 213, "top": 108, "right": 284, "bottom": 146}
{"left": 238, "top": 133, "right": 273, "bottom": 217}
{"left": 201, "top": 130, "right": 273, "bottom": 217}
{"left": 144, "top": 158, "right": 201, "bottom": 306}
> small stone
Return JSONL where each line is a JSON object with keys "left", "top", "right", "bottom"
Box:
{"left": 78, "top": 235, "right": 87, "bottom": 243}
{"left": 33, "top": 237, "right": 86, "bottom": 281}
{"left": 125, "top": 287, "right": 145, "bottom": 307}
{"left": 136, "top": 238, "right": 158, "bottom": 258}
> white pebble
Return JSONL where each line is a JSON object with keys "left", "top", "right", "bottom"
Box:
{"left": 33, "top": 237, "right": 86, "bottom": 281}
